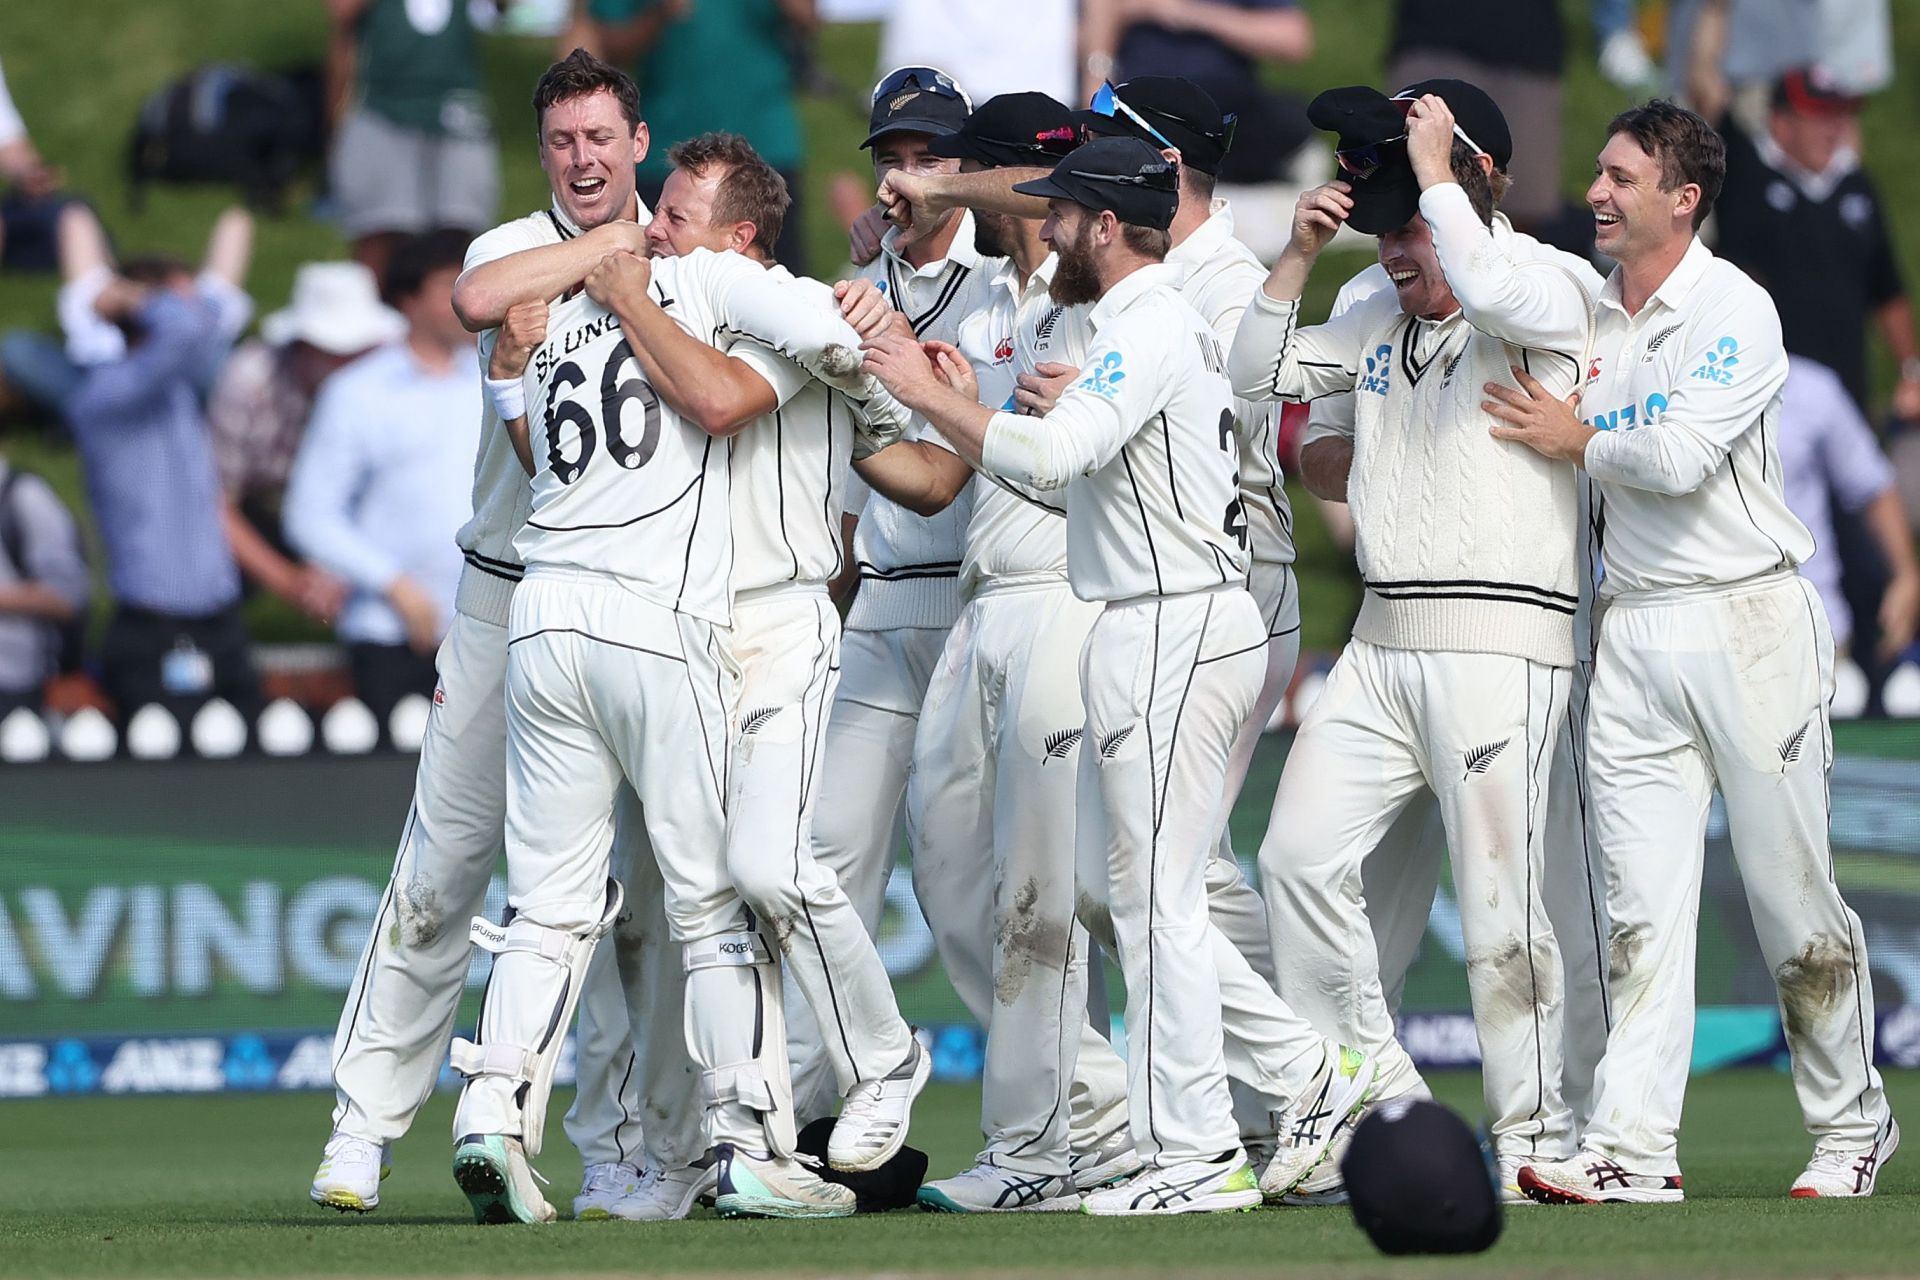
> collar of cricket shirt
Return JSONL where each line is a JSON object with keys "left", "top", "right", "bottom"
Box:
{"left": 881, "top": 209, "right": 984, "bottom": 279}
{"left": 1601, "top": 233, "right": 1715, "bottom": 318}
{"left": 1090, "top": 260, "right": 1183, "bottom": 330}
{"left": 1167, "top": 198, "right": 1236, "bottom": 274}
{"left": 547, "top": 191, "right": 650, "bottom": 241}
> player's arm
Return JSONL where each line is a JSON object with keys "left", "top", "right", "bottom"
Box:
{"left": 583, "top": 251, "right": 778, "bottom": 436}
{"left": 852, "top": 438, "right": 975, "bottom": 516}
{"left": 453, "top": 221, "right": 647, "bottom": 332}
{"left": 488, "top": 301, "right": 549, "bottom": 477}
{"left": 880, "top": 167, "right": 1052, "bottom": 233}
{"left": 1230, "top": 183, "right": 1376, "bottom": 403}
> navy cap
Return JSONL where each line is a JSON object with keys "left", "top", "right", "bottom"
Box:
{"left": 1073, "top": 76, "right": 1235, "bottom": 176}
{"left": 1341, "top": 1099, "right": 1502, "bottom": 1255}
{"left": 1011, "top": 136, "right": 1179, "bottom": 230}
{"left": 1308, "top": 78, "right": 1512, "bottom": 235}
{"left": 929, "top": 92, "right": 1081, "bottom": 169}
{"left": 863, "top": 65, "right": 973, "bottom": 149}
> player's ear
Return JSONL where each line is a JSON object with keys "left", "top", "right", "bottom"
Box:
{"left": 729, "top": 221, "right": 759, "bottom": 255}
{"left": 1673, "top": 181, "right": 1702, "bottom": 224}
{"left": 631, "top": 120, "right": 651, "bottom": 165}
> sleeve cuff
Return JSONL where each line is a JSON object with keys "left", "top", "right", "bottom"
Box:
{"left": 1251, "top": 287, "right": 1300, "bottom": 316}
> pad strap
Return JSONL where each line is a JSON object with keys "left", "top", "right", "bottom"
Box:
{"left": 684, "top": 930, "right": 773, "bottom": 972}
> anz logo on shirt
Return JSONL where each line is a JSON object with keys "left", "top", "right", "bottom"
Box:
{"left": 1585, "top": 391, "right": 1670, "bottom": 432}
{"left": 1690, "top": 335, "right": 1742, "bottom": 385}
{"left": 1077, "top": 350, "right": 1127, "bottom": 399}
{"left": 1360, "top": 343, "right": 1393, "bottom": 396}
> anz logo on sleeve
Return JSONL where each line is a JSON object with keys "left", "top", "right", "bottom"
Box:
{"left": 1585, "top": 391, "right": 1669, "bottom": 433}
{"left": 1077, "top": 350, "right": 1128, "bottom": 399}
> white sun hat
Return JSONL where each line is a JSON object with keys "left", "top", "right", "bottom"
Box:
{"left": 260, "top": 261, "right": 407, "bottom": 355}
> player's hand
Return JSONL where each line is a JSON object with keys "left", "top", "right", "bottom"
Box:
{"left": 878, "top": 169, "right": 946, "bottom": 232}
{"left": 588, "top": 219, "right": 649, "bottom": 258}
{"left": 490, "top": 300, "right": 549, "bottom": 379}
{"left": 294, "top": 564, "right": 349, "bottom": 625}
{"left": 847, "top": 205, "right": 889, "bottom": 267}
{"left": 386, "top": 576, "right": 442, "bottom": 655}
{"left": 1484, "top": 367, "right": 1597, "bottom": 464}
{"left": 1015, "top": 361, "right": 1079, "bottom": 417}
{"left": 922, "top": 339, "right": 978, "bottom": 402}
{"left": 1287, "top": 182, "right": 1352, "bottom": 260}
{"left": 584, "top": 250, "right": 651, "bottom": 309}
{"left": 1404, "top": 94, "right": 1458, "bottom": 189}
{"left": 835, "top": 277, "right": 896, "bottom": 339}
{"left": 861, "top": 325, "right": 943, "bottom": 411}
{"left": 1879, "top": 569, "right": 1920, "bottom": 660}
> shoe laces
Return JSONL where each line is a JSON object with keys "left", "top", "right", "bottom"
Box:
{"left": 322, "top": 1134, "right": 380, "bottom": 1172}
{"left": 580, "top": 1162, "right": 638, "bottom": 1196}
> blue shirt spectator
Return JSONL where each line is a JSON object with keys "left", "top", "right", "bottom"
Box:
{"left": 0, "top": 455, "right": 89, "bottom": 712}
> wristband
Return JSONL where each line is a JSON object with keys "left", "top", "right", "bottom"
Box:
{"left": 486, "top": 375, "right": 527, "bottom": 421}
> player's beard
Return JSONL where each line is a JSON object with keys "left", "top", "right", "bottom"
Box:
{"left": 1049, "top": 221, "right": 1101, "bottom": 306}
{"left": 973, "top": 210, "right": 1016, "bottom": 261}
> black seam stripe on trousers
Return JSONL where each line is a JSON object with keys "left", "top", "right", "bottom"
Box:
{"left": 1570, "top": 660, "right": 1612, "bottom": 1033}
{"left": 1141, "top": 600, "right": 1164, "bottom": 1154}
{"left": 1520, "top": 661, "right": 1553, "bottom": 1148}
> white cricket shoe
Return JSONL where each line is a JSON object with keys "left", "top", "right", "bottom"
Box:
{"left": 918, "top": 1162, "right": 1081, "bottom": 1213}
{"left": 452, "top": 1133, "right": 556, "bottom": 1224}
{"left": 310, "top": 1133, "right": 389, "bottom": 1213}
{"left": 1791, "top": 1120, "right": 1900, "bottom": 1198}
{"left": 1070, "top": 1129, "right": 1145, "bottom": 1192}
{"left": 573, "top": 1161, "right": 643, "bottom": 1220}
{"left": 1081, "top": 1153, "right": 1260, "bottom": 1216}
{"left": 608, "top": 1161, "right": 717, "bottom": 1221}
{"left": 711, "top": 1144, "right": 855, "bottom": 1220}
{"left": 1260, "top": 1043, "right": 1379, "bottom": 1200}
{"left": 1496, "top": 1153, "right": 1544, "bottom": 1205}
{"left": 829, "top": 1037, "right": 931, "bottom": 1172}
{"left": 1518, "top": 1150, "right": 1683, "bottom": 1205}
{"left": 1275, "top": 1130, "right": 1356, "bottom": 1207}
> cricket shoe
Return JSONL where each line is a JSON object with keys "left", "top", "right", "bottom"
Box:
{"left": 609, "top": 1160, "right": 718, "bottom": 1221}
{"left": 712, "top": 1144, "right": 855, "bottom": 1219}
{"left": 1070, "top": 1129, "right": 1145, "bottom": 1192}
{"left": 452, "top": 1133, "right": 556, "bottom": 1224}
{"left": 572, "top": 1161, "right": 644, "bottom": 1220}
{"left": 1260, "top": 1043, "right": 1379, "bottom": 1200}
{"left": 1791, "top": 1119, "right": 1900, "bottom": 1198}
{"left": 1496, "top": 1154, "right": 1543, "bottom": 1205}
{"left": 1275, "top": 1142, "right": 1352, "bottom": 1207}
{"left": 309, "top": 1133, "right": 390, "bottom": 1213}
{"left": 918, "top": 1162, "right": 1081, "bottom": 1213}
{"left": 829, "top": 1037, "right": 931, "bottom": 1172}
{"left": 1082, "top": 1152, "right": 1261, "bottom": 1216}
{"left": 1518, "top": 1151, "right": 1683, "bottom": 1205}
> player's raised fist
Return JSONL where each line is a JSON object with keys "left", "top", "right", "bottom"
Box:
{"left": 490, "top": 301, "right": 549, "bottom": 380}
{"left": 584, "top": 249, "right": 651, "bottom": 309}
{"left": 1288, "top": 182, "right": 1353, "bottom": 259}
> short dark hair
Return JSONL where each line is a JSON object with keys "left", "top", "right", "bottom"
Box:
{"left": 667, "top": 132, "right": 791, "bottom": 259}
{"left": 1179, "top": 163, "right": 1216, "bottom": 204}
{"left": 386, "top": 229, "right": 471, "bottom": 302}
{"left": 533, "top": 49, "right": 643, "bottom": 135}
{"left": 1120, "top": 222, "right": 1171, "bottom": 260}
{"left": 1450, "top": 139, "right": 1510, "bottom": 226}
{"left": 1605, "top": 99, "right": 1725, "bottom": 229}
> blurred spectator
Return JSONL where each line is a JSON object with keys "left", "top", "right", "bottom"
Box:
{"left": 1780, "top": 357, "right": 1920, "bottom": 664}
{"left": 880, "top": 0, "right": 1076, "bottom": 106}
{"left": 283, "top": 232, "right": 478, "bottom": 729}
{"left": 211, "top": 262, "right": 402, "bottom": 628}
{"left": 1080, "top": 0, "right": 1319, "bottom": 261}
{"left": 63, "top": 208, "right": 262, "bottom": 721}
{"left": 0, "top": 450, "right": 89, "bottom": 716}
{"left": 577, "top": 0, "right": 812, "bottom": 268}
{"left": 0, "top": 55, "right": 71, "bottom": 274}
{"left": 326, "top": 0, "right": 500, "bottom": 283}
{"left": 1671, "top": 0, "right": 1892, "bottom": 130}
{"left": 1386, "top": 0, "right": 1569, "bottom": 241}
{"left": 1593, "top": 0, "right": 1656, "bottom": 90}
{"left": 1712, "top": 69, "right": 1920, "bottom": 421}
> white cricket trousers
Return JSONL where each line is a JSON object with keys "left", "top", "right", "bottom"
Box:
{"left": 327, "top": 602, "right": 638, "bottom": 1160}
{"left": 1080, "top": 588, "right": 1327, "bottom": 1165}
{"left": 457, "top": 570, "right": 766, "bottom": 1148}
{"left": 906, "top": 581, "right": 1111, "bottom": 1177}
{"left": 1582, "top": 572, "right": 1890, "bottom": 1174}
{"left": 1259, "top": 639, "right": 1574, "bottom": 1160}
{"left": 788, "top": 623, "right": 947, "bottom": 1121}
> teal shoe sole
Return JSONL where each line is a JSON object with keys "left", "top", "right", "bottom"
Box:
{"left": 453, "top": 1142, "right": 536, "bottom": 1225}
{"left": 714, "top": 1191, "right": 854, "bottom": 1220}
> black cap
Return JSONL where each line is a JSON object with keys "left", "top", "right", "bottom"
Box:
{"left": 796, "top": 1118, "right": 928, "bottom": 1211}
{"left": 1011, "top": 136, "right": 1179, "bottom": 230}
{"left": 863, "top": 65, "right": 973, "bottom": 150}
{"left": 1306, "top": 78, "right": 1512, "bottom": 235}
{"left": 1073, "top": 76, "right": 1234, "bottom": 176}
{"left": 1341, "top": 1100, "right": 1502, "bottom": 1255}
{"left": 929, "top": 92, "right": 1081, "bottom": 169}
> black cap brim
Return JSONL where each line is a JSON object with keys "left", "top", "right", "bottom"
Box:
{"left": 1010, "top": 173, "right": 1076, "bottom": 203}
{"left": 1345, "top": 167, "right": 1422, "bottom": 236}
{"left": 862, "top": 118, "right": 962, "bottom": 149}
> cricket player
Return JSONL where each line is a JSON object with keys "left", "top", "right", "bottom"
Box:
{"left": 1232, "top": 80, "right": 1598, "bottom": 1199}
{"left": 568, "top": 131, "right": 927, "bottom": 1221}
{"left": 786, "top": 65, "right": 998, "bottom": 1123}
{"left": 842, "top": 91, "right": 1136, "bottom": 1212}
{"left": 1487, "top": 101, "right": 1897, "bottom": 1204}
{"left": 864, "top": 136, "right": 1376, "bottom": 1216}
{"left": 308, "top": 50, "right": 654, "bottom": 1221}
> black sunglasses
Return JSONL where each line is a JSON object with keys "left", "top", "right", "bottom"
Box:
{"left": 871, "top": 66, "right": 972, "bottom": 110}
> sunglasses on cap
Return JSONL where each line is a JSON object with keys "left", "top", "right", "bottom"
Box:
{"left": 1335, "top": 96, "right": 1486, "bottom": 181}
{"left": 1089, "top": 82, "right": 1238, "bottom": 156}
{"left": 871, "top": 65, "right": 972, "bottom": 110}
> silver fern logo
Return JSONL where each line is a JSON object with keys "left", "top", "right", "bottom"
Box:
{"left": 1462, "top": 738, "right": 1510, "bottom": 778}
{"left": 1644, "top": 322, "right": 1684, "bottom": 359}
{"left": 739, "top": 706, "right": 780, "bottom": 735}
{"left": 1098, "top": 726, "right": 1134, "bottom": 759}
{"left": 1779, "top": 721, "right": 1810, "bottom": 765}
{"left": 1043, "top": 729, "right": 1083, "bottom": 762}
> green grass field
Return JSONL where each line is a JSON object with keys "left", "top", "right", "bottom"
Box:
{"left": 1, "top": 1071, "right": 1916, "bottom": 1278}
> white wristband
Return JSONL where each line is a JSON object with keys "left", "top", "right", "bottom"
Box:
{"left": 486, "top": 375, "right": 526, "bottom": 421}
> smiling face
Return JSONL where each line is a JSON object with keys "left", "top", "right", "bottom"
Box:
{"left": 1587, "top": 131, "right": 1693, "bottom": 266}
{"left": 539, "top": 90, "right": 648, "bottom": 229}
{"left": 871, "top": 130, "right": 961, "bottom": 250}
{"left": 1376, "top": 214, "right": 1459, "bottom": 321}
{"left": 646, "top": 166, "right": 738, "bottom": 259}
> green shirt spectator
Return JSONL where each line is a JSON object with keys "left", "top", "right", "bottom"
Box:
{"left": 354, "top": 0, "right": 489, "bottom": 137}
{"left": 587, "top": 0, "right": 805, "bottom": 181}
